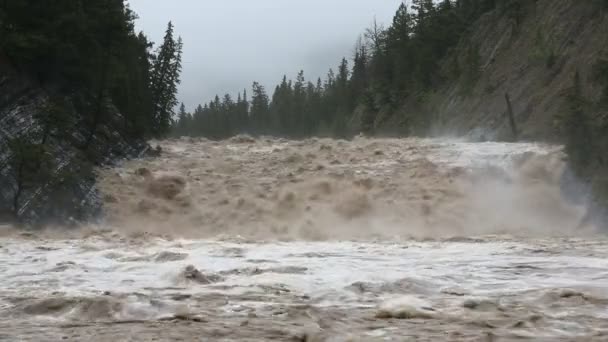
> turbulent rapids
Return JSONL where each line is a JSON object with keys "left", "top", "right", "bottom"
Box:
{"left": 1, "top": 137, "right": 608, "bottom": 341}
{"left": 98, "top": 136, "right": 589, "bottom": 239}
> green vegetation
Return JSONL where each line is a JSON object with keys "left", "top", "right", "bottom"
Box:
{"left": 0, "top": 0, "right": 182, "bottom": 140}
{"left": 561, "top": 59, "right": 608, "bottom": 211}
{"left": 0, "top": 0, "right": 183, "bottom": 219}
{"left": 173, "top": 0, "right": 518, "bottom": 139}
{"left": 150, "top": 22, "right": 183, "bottom": 136}
{"left": 6, "top": 135, "right": 54, "bottom": 214}
{"left": 531, "top": 29, "right": 557, "bottom": 69}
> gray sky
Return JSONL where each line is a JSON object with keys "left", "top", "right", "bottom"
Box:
{"left": 128, "top": 0, "right": 403, "bottom": 111}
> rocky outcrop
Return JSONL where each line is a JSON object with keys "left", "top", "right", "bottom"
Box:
{"left": 0, "top": 62, "right": 148, "bottom": 226}
{"left": 383, "top": 0, "right": 608, "bottom": 142}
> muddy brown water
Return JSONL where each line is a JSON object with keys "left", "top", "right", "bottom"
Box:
{"left": 1, "top": 136, "right": 607, "bottom": 341}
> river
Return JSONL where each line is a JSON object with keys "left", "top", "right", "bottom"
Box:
{"left": 1, "top": 136, "right": 607, "bottom": 341}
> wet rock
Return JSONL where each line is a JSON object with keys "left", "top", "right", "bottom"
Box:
{"left": 169, "top": 313, "right": 207, "bottom": 323}
{"left": 182, "top": 265, "right": 224, "bottom": 284}
{"left": 214, "top": 247, "right": 245, "bottom": 258}
{"left": 444, "top": 237, "right": 486, "bottom": 243}
{"left": 223, "top": 266, "right": 308, "bottom": 276}
{"left": 146, "top": 145, "right": 163, "bottom": 157}
{"left": 36, "top": 246, "right": 59, "bottom": 251}
{"left": 440, "top": 287, "right": 469, "bottom": 296}
{"left": 347, "top": 278, "right": 434, "bottom": 295}
{"left": 171, "top": 294, "right": 192, "bottom": 301}
{"left": 154, "top": 251, "right": 189, "bottom": 262}
{"left": 48, "top": 261, "right": 79, "bottom": 272}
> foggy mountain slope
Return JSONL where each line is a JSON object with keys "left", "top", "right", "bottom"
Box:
{"left": 417, "top": 0, "right": 608, "bottom": 141}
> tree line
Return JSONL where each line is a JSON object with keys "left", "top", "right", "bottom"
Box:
{"left": 173, "top": 0, "right": 526, "bottom": 139}
{"left": 0, "top": 0, "right": 183, "bottom": 218}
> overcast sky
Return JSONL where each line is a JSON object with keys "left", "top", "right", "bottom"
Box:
{"left": 128, "top": 0, "right": 403, "bottom": 111}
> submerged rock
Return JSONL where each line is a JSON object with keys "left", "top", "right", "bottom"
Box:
{"left": 181, "top": 265, "right": 224, "bottom": 284}
{"left": 154, "top": 251, "right": 189, "bottom": 262}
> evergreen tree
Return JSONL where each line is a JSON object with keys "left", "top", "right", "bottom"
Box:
{"left": 170, "top": 0, "right": 508, "bottom": 140}
{"left": 175, "top": 102, "right": 191, "bottom": 136}
{"left": 250, "top": 82, "right": 270, "bottom": 135}
{"left": 150, "top": 22, "right": 183, "bottom": 137}
{"left": 1, "top": 0, "right": 173, "bottom": 144}
{"left": 292, "top": 70, "right": 307, "bottom": 136}
{"left": 34, "top": 98, "right": 74, "bottom": 145}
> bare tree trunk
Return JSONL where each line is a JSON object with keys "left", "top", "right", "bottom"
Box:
{"left": 505, "top": 93, "right": 518, "bottom": 141}
{"left": 12, "top": 159, "right": 24, "bottom": 215}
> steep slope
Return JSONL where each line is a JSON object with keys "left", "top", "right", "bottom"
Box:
{"left": 425, "top": 0, "right": 608, "bottom": 141}
{"left": 0, "top": 62, "right": 148, "bottom": 226}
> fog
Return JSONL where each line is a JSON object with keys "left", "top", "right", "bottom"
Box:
{"left": 127, "top": 0, "right": 403, "bottom": 110}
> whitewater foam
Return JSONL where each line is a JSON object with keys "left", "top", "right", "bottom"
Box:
{"left": 2, "top": 137, "right": 607, "bottom": 340}
{"left": 95, "top": 137, "right": 593, "bottom": 239}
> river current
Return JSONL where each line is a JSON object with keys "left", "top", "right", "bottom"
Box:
{"left": 1, "top": 136, "right": 606, "bottom": 341}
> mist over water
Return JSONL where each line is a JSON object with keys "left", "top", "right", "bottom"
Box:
{"left": 2, "top": 137, "right": 607, "bottom": 341}
{"left": 97, "top": 136, "right": 592, "bottom": 239}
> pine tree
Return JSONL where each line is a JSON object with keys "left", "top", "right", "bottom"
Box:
{"left": 271, "top": 76, "right": 293, "bottom": 134}
{"left": 250, "top": 82, "right": 270, "bottom": 135}
{"left": 175, "top": 102, "right": 191, "bottom": 136}
{"left": 387, "top": 3, "right": 413, "bottom": 92}
{"left": 293, "top": 70, "right": 307, "bottom": 136}
{"left": 164, "top": 0, "right": 507, "bottom": 139}
{"left": 150, "top": 22, "right": 183, "bottom": 137}
{"left": 34, "top": 97, "right": 74, "bottom": 145}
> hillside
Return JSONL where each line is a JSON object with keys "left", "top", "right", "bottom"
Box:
{"left": 170, "top": 0, "right": 608, "bottom": 220}
{"left": 173, "top": 0, "right": 607, "bottom": 143}
{"left": 416, "top": 0, "right": 608, "bottom": 217}
{"left": 0, "top": 1, "right": 183, "bottom": 226}
{"left": 424, "top": 0, "right": 608, "bottom": 141}
{"left": 0, "top": 61, "right": 148, "bottom": 225}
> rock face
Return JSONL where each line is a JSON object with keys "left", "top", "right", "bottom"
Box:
{"left": 374, "top": 0, "right": 607, "bottom": 142}
{"left": 0, "top": 63, "right": 148, "bottom": 226}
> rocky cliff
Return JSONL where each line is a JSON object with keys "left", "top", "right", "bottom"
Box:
{"left": 0, "top": 62, "right": 148, "bottom": 226}
{"left": 412, "top": 0, "right": 608, "bottom": 141}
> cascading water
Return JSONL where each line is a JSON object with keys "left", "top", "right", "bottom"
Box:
{"left": 1, "top": 137, "right": 606, "bottom": 341}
